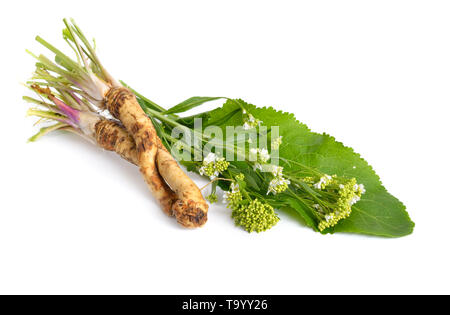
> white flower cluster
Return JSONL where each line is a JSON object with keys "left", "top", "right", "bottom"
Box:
{"left": 349, "top": 183, "right": 366, "bottom": 205}
{"left": 267, "top": 165, "right": 291, "bottom": 195}
{"left": 271, "top": 136, "right": 283, "bottom": 150}
{"left": 315, "top": 178, "right": 366, "bottom": 231}
{"left": 250, "top": 148, "right": 270, "bottom": 171}
{"left": 223, "top": 182, "right": 243, "bottom": 208}
{"left": 199, "top": 152, "right": 230, "bottom": 180}
{"left": 313, "top": 175, "right": 333, "bottom": 190}
{"left": 270, "top": 165, "right": 284, "bottom": 177}
{"left": 223, "top": 182, "right": 240, "bottom": 200}
{"left": 242, "top": 110, "right": 262, "bottom": 130}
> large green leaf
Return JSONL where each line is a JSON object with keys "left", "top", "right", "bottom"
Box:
{"left": 205, "top": 99, "right": 414, "bottom": 237}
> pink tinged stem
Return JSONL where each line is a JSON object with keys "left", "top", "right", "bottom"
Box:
{"left": 70, "top": 79, "right": 82, "bottom": 90}
{"left": 70, "top": 91, "right": 83, "bottom": 106}
{"left": 50, "top": 96, "right": 80, "bottom": 125}
{"left": 57, "top": 117, "right": 77, "bottom": 127}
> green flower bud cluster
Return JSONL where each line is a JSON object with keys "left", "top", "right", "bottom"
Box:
{"left": 271, "top": 136, "right": 283, "bottom": 150}
{"left": 232, "top": 199, "right": 280, "bottom": 233}
{"left": 206, "top": 193, "right": 218, "bottom": 204}
{"left": 223, "top": 183, "right": 243, "bottom": 209}
{"left": 242, "top": 110, "right": 262, "bottom": 130}
{"left": 318, "top": 212, "right": 342, "bottom": 231}
{"left": 267, "top": 165, "right": 290, "bottom": 195}
{"left": 313, "top": 174, "right": 334, "bottom": 190}
{"left": 268, "top": 177, "right": 290, "bottom": 195}
{"left": 302, "top": 176, "right": 315, "bottom": 184}
{"left": 313, "top": 177, "right": 366, "bottom": 231}
{"left": 199, "top": 152, "right": 230, "bottom": 179}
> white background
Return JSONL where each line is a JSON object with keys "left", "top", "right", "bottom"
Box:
{"left": 1, "top": 0, "right": 449, "bottom": 295}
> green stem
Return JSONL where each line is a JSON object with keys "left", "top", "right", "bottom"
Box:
{"left": 281, "top": 157, "right": 323, "bottom": 177}
{"left": 27, "top": 108, "right": 66, "bottom": 121}
{"left": 121, "top": 80, "right": 167, "bottom": 113}
{"left": 287, "top": 188, "right": 321, "bottom": 220}
{"left": 160, "top": 131, "right": 202, "bottom": 157}
{"left": 143, "top": 106, "right": 185, "bottom": 128}
{"left": 35, "top": 36, "right": 84, "bottom": 74}
{"left": 28, "top": 122, "right": 68, "bottom": 142}
{"left": 241, "top": 187, "right": 251, "bottom": 200}
{"left": 230, "top": 98, "right": 246, "bottom": 111}
{"left": 23, "top": 96, "right": 55, "bottom": 109}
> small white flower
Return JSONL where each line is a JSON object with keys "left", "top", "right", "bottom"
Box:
{"left": 210, "top": 171, "right": 219, "bottom": 180}
{"left": 270, "top": 165, "right": 284, "bottom": 177}
{"left": 204, "top": 152, "right": 218, "bottom": 164}
{"left": 223, "top": 182, "right": 240, "bottom": 203}
{"left": 199, "top": 152, "right": 229, "bottom": 180}
{"left": 243, "top": 122, "right": 252, "bottom": 130}
{"left": 358, "top": 184, "right": 366, "bottom": 194}
{"left": 254, "top": 163, "right": 263, "bottom": 171}
{"left": 314, "top": 174, "right": 333, "bottom": 190}
{"left": 230, "top": 182, "right": 240, "bottom": 193}
{"left": 325, "top": 214, "right": 334, "bottom": 222}
{"left": 271, "top": 136, "right": 283, "bottom": 150}
{"left": 259, "top": 148, "right": 270, "bottom": 162}
{"left": 250, "top": 148, "right": 270, "bottom": 164}
{"left": 349, "top": 195, "right": 361, "bottom": 205}
{"left": 222, "top": 191, "right": 230, "bottom": 203}
{"left": 267, "top": 177, "right": 291, "bottom": 195}
{"left": 242, "top": 112, "right": 262, "bottom": 130}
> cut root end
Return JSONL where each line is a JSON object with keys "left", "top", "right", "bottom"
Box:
{"left": 172, "top": 200, "right": 208, "bottom": 228}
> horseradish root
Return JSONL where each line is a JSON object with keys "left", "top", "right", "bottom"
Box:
{"left": 103, "top": 86, "right": 174, "bottom": 215}
{"left": 95, "top": 119, "right": 177, "bottom": 215}
{"left": 156, "top": 141, "right": 208, "bottom": 228}
{"left": 28, "top": 19, "right": 207, "bottom": 225}
{"left": 26, "top": 84, "right": 178, "bottom": 216}
{"left": 94, "top": 120, "right": 139, "bottom": 165}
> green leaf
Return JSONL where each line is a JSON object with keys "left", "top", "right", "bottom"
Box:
{"left": 164, "top": 97, "right": 224, "bottom": 115}
{"left": 175, "top": 111, "right": 212, "bottom": 128}
{"left": 149, "top": 116, "right": 171, "bottom": 151}
{"left": 204, "top": 99, "right": 414, "bottom": 237}
{"left": 284, "top": 197, "right": 319, "bottom": 232}
{"left": 228, "top": 162, "right": 261, "bottom": 191}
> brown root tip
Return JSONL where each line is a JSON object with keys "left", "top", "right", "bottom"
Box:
{"left": 30, "top": 84, "right": 53, "bottom": 98}
{"left": 172, "top": 200, "right": 208, "bottom": 228}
